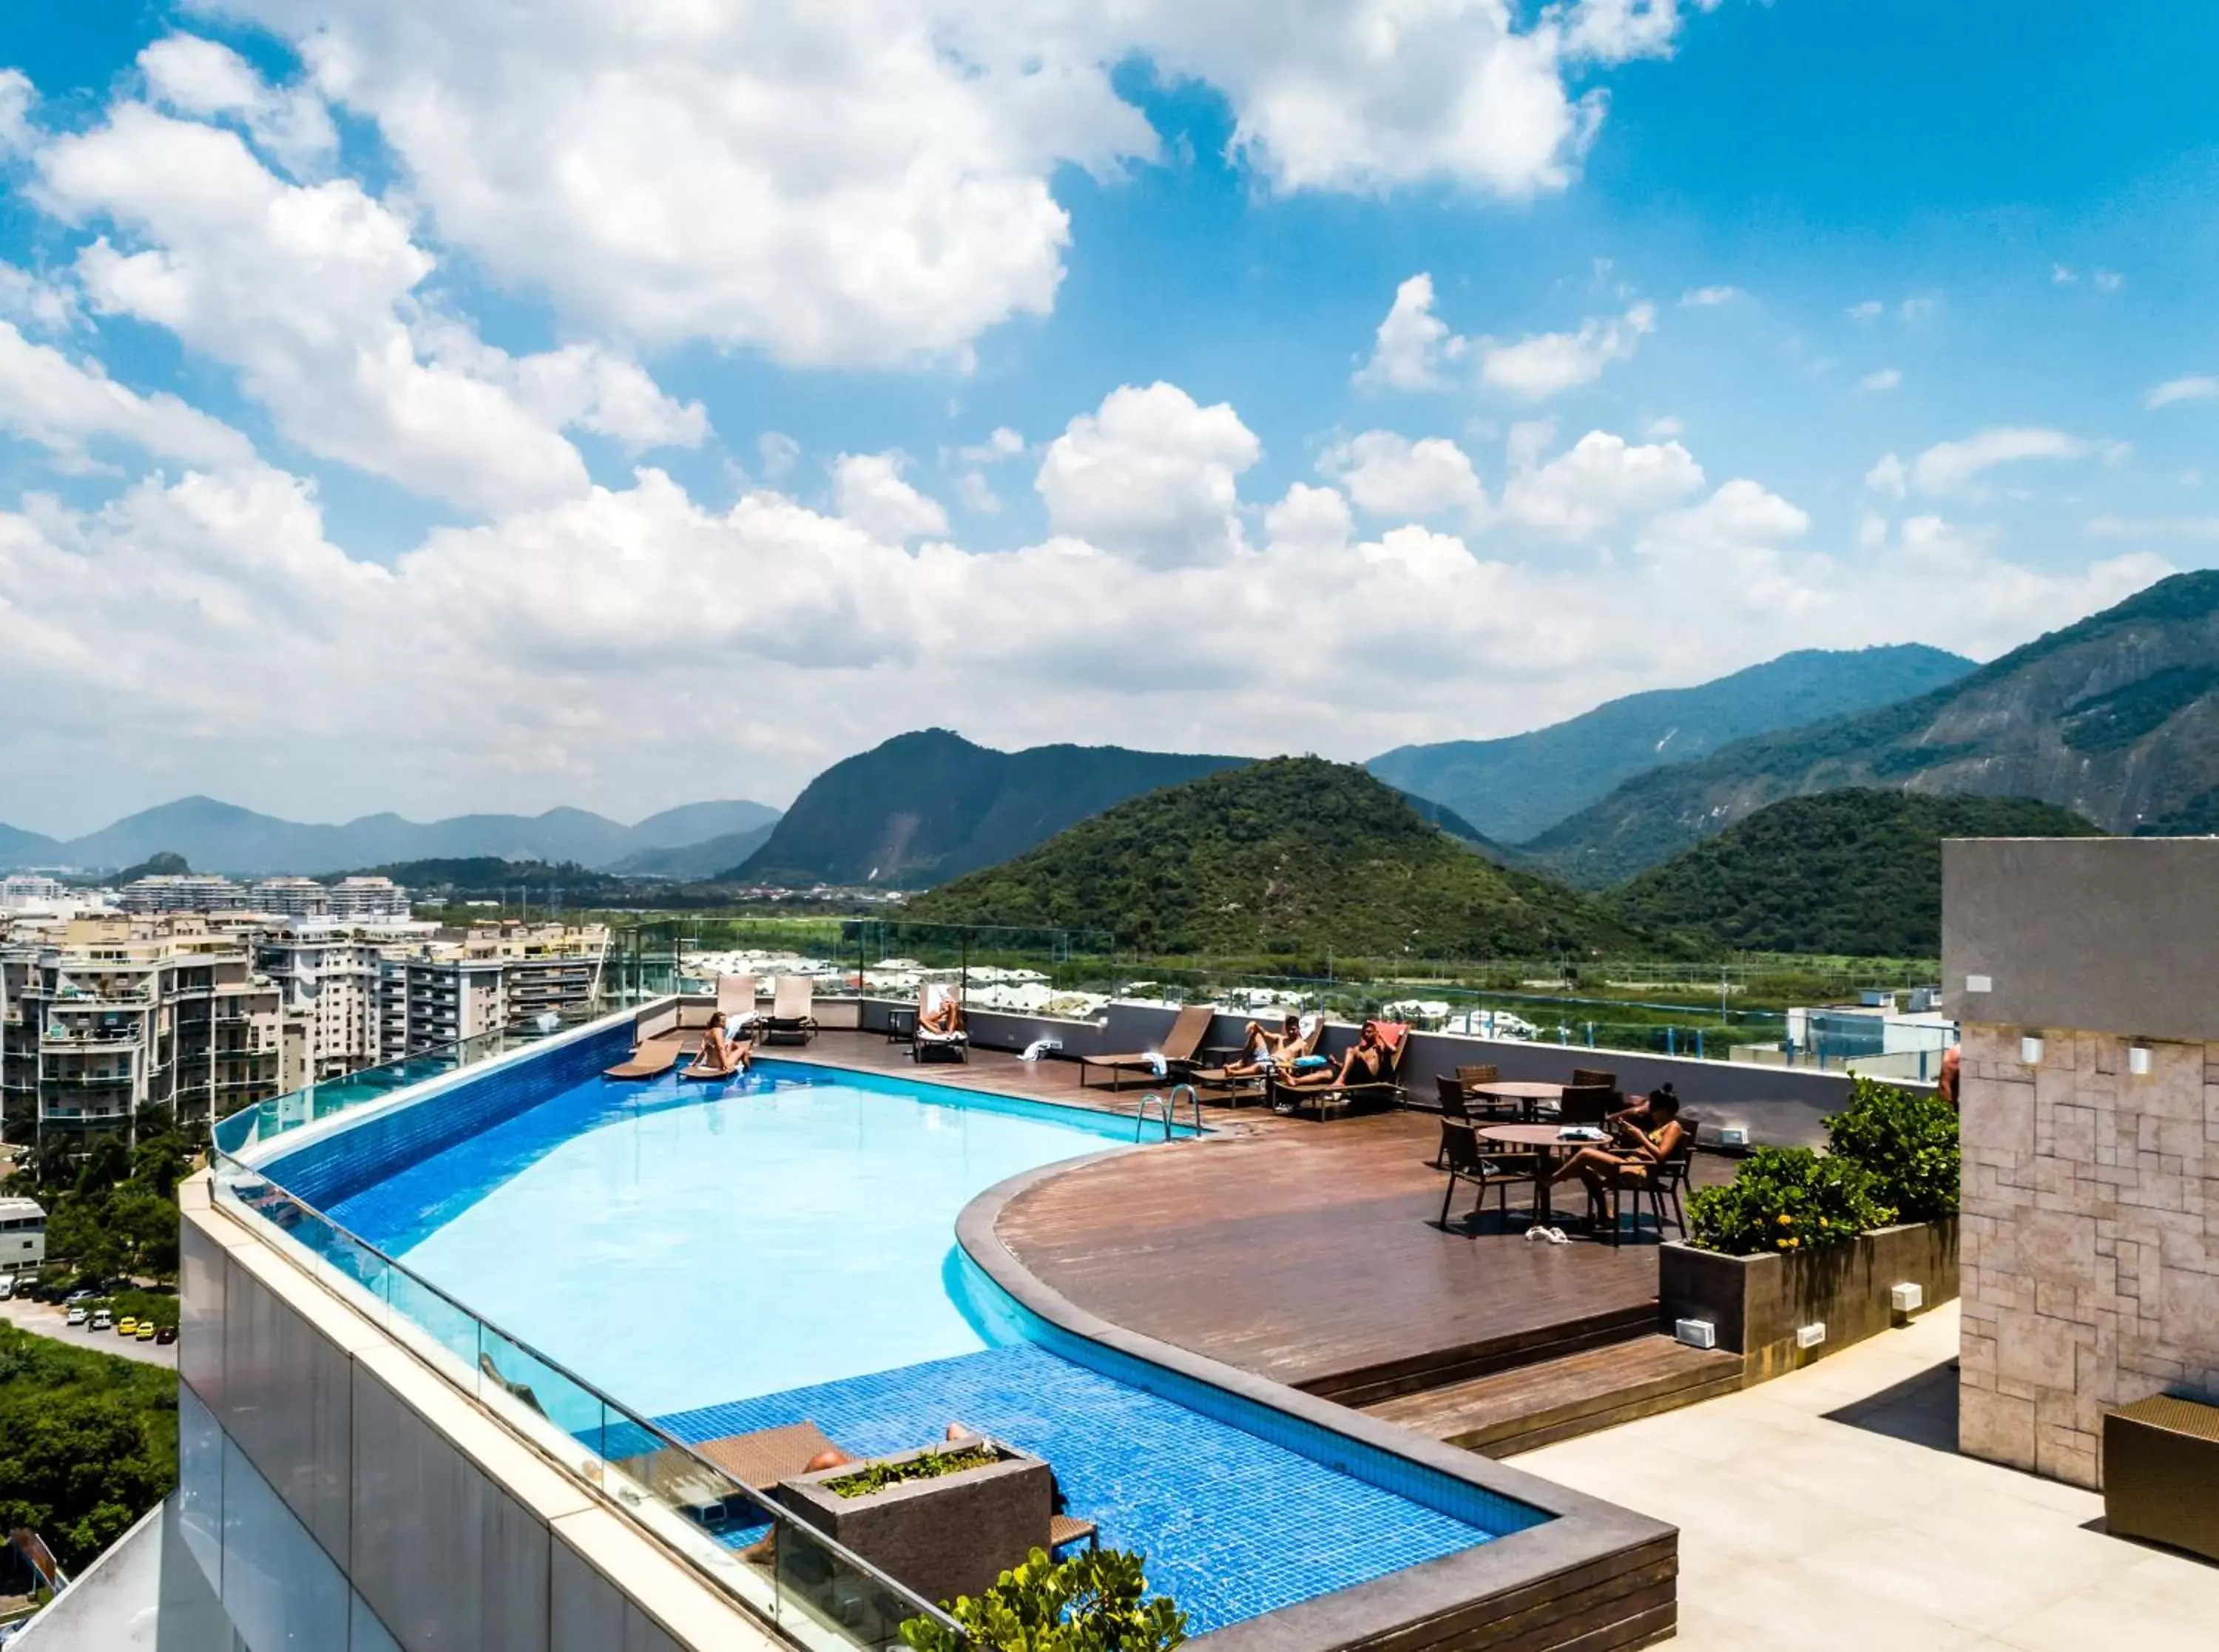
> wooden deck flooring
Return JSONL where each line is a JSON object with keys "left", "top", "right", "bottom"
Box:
{"left": 780, "top": 1033, "right": 1732, "bottom": 1409}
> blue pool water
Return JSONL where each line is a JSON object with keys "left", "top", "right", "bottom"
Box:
{"left": 330, "top": 1060, "right": 1138, "bottom": 1412}
{"left": 323, "top": 1052, "right": 1525, "bottom": 1631}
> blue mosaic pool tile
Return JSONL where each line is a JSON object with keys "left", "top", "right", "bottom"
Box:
{"left": 654, "top": 1344, "right": 1495, "bottom": 1634}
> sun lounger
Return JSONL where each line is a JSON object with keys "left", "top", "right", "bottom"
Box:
{"left": 762, "top": 976, "right": 819, "bottom": 1046}
{"left": 694, "top": 1421, "right": 849, "bottom": 1489}
{"left": 717, "top": 974, "right": 763, "bottom": 1031}
{"left": 603, "top": 1040, "right": 681, "bottom": 1080}
{"left": 1187, "top": 1011, "right": 1320, "bottom": 1106}
{"left": 1269, "top": 1020, "right": 1412, "bottom": 1119}
{"left": 1050, "top": 1514, "right": 1099, "bottom": 1553}
{"left": 1078, "top": 1003, "right": 1214, "bottom": 1090}
{"left": 912, "top": 984, "right": 969, "bottom": 1063}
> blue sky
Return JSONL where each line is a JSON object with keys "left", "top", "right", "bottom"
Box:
{"left": 0, "top": 1, "right": 2209, "bottom": 834}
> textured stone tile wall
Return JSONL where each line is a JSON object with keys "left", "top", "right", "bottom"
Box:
{"left": 1959, "top": 1023, "right": 2219, "bottom": 1488}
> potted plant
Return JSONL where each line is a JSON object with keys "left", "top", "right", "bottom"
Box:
{"left": 777, "top": 1437, "right": 1056, "bottom": 1608}
{"left": 1661, "top": 1080, "right": 1962, "bottom": 1377}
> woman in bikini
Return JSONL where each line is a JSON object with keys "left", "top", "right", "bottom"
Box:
{"left": 689, "top": 1011, "right": 751, "bottom": 1078}
{"left": 1549, "top": 1089, "right": 1683, "bottom": 1225}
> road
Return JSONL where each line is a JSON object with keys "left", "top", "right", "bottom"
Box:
{"left": 0, "top": 1296, "right": 178, "bottom": 1370}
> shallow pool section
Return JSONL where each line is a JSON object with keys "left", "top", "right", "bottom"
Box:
{"left": 658, "top": 1344, "right": 1494, "bottom": 1634}
{"left": 328, "top": 1060, "right": 1139, "bottom": 1414}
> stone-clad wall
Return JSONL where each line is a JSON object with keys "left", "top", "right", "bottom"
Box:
{"left": 1958, "top": 1023, "right": 2219, "bottom": 1489}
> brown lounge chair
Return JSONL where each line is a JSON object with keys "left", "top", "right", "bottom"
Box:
{"left": 1268, "top": 1020, "right": 1412, "bottom": 1118}
{"left": 762, "top": 977, "right": 819, "bottom": 1046}
{"left": 692, "top": 1421, "right": 850, "bottom": 1489}
{"left": 1078, "top": 1004, "right": 1215, "bottom": 1091}
{"left": 604, "top": 1040, "right": 680, "bottom": 1080}
{"left": 1186, "top": 1010, "right": 1318, "bottom": 1106}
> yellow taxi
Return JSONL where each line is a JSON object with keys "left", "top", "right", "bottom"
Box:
{"left": 136, "top": 1321, "right": 158, "bottom": 1341}
{"left": 116, "top": 1316, "right": 138, "bottom": 1337}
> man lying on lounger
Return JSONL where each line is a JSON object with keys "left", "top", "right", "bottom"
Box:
{"left": 1221, "top": 1012, "right": 1316, "bottom": 1077}
{"left": 1275, "top": 1018, "right": 1399, "bottom": 1090}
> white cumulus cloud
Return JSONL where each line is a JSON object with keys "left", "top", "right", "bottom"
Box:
{"left": 833, "top": 452, "right": 951, "bottom": 544}
{"left": 1479, "top": 302, "right": 1655, "bottom": 399}
{"left": 1355, "top": 273, "right": 1467, "bottom": 392}
{"left": 1320, "top": 431, "right": 1488, "bottom": 521}
{"left": 1908, "top": 428, "right": 2095, "bottom": 497}
{"left": 1035, "top": 382, "right": 1261, "bottom": 564}
{"left": 138, "top": 34, "right": 337, "bottom": 177}
{"left": 1500, "top": 429, "right": 1703, "bottom": 536}
{"left": 0, "top": 321, "right": 257, "bottom": 472}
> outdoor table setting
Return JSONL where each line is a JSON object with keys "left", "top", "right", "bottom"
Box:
{"left": 1467, "top": 1080, "right": 1565, "bottom": 1121}
{"left": 1476, "top": 1122, "right": 1612, "bottom": 1227}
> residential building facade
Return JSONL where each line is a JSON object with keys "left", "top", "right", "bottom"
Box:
{"left": 376, "top": 924, "right": 607, "bottom": 1057}
{"left": 0, "top": 915, "right": 283, "bottom": 1143}
{"left": 119, "top": 874, "right": 252, "bottom": 915}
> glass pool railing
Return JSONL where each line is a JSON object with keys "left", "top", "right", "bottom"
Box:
{"left": 209, "top": 1145, "right": 962, "bottom": 1652}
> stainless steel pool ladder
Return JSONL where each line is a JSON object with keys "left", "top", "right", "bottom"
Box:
{"left": 1134, "top": 1083, "right": 1201, "bottom": 1141}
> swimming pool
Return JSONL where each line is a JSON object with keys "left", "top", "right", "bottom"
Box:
{"left": 328, "top": 1060, "right": 1145, "bottom": 1411}
{"left": 299, "top": 1049, "right": 1534, "bottom": 1633}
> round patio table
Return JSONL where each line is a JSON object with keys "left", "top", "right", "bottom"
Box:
{"left": 1478, "top": 1122, "right": 1600, "bottom": 1227}
{"left": 1468, "top": 1080, "right": 1565, "bottom": 1121}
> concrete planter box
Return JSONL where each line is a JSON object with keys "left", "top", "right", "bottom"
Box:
{"left": 1658, "top": 1216, "right": 1959, "bottom": 1381}
{"left": 777, "top": 1438, "right": 1053, "bottom": 1608}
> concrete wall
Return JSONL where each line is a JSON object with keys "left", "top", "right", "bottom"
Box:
{"left": 174, "top": 1177, "right": 781, "bottom": 1652}
{"left": 859, "top": 998, "right": 1862, "bottom": 1148}
{"left": 1942, "top": 836, "right": 2219, "bottom": 1043}
{"left": 1948, "top": 839, "right": 2219, "bottom": 1489}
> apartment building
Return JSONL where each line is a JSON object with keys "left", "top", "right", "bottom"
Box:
{"left": 0, "top": 914, "right": 282, "bottom": 1142}
{"left": 119, "top": 873, "right": 252, "bottom": 915}
{"left": 256, "top": 928, "right": 393, "bottom": 1080}
{"left": 251, "top": 875, "right": 413, "bottom": 923}
{"left": 378, "top": 923, "right": 609, "bottom": 1057}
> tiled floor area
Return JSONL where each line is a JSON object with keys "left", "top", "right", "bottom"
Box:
{"left": 1512, "top": 1304, "right": 2219, "bottom": 1651}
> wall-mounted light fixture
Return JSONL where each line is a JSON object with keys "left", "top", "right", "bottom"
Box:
{"left": 2021, "top": 1032, "right": 2045, "bottom": 1066}
{"left": 2130, "top": 1043, "right": 2153, "bottom": 1077}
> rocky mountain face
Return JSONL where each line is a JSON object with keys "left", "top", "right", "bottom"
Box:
{"left": 1524, "top": 571, "right": 2219, "bottom": 887}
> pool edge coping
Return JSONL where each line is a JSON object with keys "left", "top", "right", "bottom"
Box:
{"left": 957, "top": 1156, "right": 1679, "bottom": 1652}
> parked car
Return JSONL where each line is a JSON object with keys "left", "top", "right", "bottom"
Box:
{"left": 116, "top": 1316, "right": 137, "bottom": 1337}
{"left": 155, "top": 1325, "right": 178, "bottom": 1345}
{"left": 64, "top": 1288, "right": 95, "bottom": 1306}
{"left": 88, "top": 1309, "right": 112, "bottom": 1332}
{"left": 136, "top": 1321, "right": 157, "bottom": 1342}
{"left": 64, "top": 1304, "right": 87, "bottom": 1327}
{"left": 0, "top": 1276, "right": 14, "bottom": 1301}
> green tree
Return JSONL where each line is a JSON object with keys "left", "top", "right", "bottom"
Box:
{"left": 0, "top": 1325, "right": 178, "bottom": 1573}
{"left": 902, "top": 1547, "right": 1186, "bottom": 1652}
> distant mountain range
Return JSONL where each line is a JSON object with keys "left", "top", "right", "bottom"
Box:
{"left": 908, "top": 756, "right": 1647, "bottom": 956}
{"left": 733, "top": 730, "right": 1249, "bottom": 887}
{"left": 1369, "top": 644, "right": 1974, "bottom": 844}
{"left": 1523, "top": 570, "right": 2219, "bottom": 888}
{"left": 0, "top": 796, "right": 782, "bottom": 876}
{"left": 1614, "top": 790, "right": 2103, "bottom": 957}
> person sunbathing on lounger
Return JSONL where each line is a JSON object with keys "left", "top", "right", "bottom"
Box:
{"left": 689, "top": 1012, "right": 752, "bottom": 1078}
{"left": 1223, "top": 1012, "right": 1311, "bottom": 1077}
{"left": 1277, "top": 1019, "right": 1396, "bottom": 1090}
{"left": 918, "top": 988, "right": 963, "bottom": 1035}
{"left": 1548, "top": 1088, "right": 1684, "bottom": 1224}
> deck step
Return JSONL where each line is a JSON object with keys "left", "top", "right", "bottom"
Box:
{"left": 1298, "top": 1302, "right": 1658, "bottom": 1409}
{"left": 1362, "top": 1334, "right": 1744, "bottom": 1458}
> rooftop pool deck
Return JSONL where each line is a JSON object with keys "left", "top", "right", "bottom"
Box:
{"left": 258, "top": 1036, "right": 1553, "bottom": 1636}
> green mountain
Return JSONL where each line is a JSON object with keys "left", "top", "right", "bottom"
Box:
{"left": 737, "top": 730, "right": 1247, "bottom": 887}
{"left": 607, "top": 823, "right": 777, "bottom": 879}
{"left": 1368, "top": 644, "right": 1973, "bottom": 844}
{"left": 1524, "top": 570, "right": 2219, "bottom": 888}
{"left": 18, "top": 796, "right": 780, "bottom": 876}
{"left": 1612, "top": 791, "right": 2104, "bottom": 957}
{"left": 905, "top": 757, "right": 1648, "bottom": 957}
{"left": 0, "top": 822, "right": 61, "bottom": 864}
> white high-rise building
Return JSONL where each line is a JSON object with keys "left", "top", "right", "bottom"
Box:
{"left": 120, "top": 874, "right": 251, "bottom": 915}
{"left": 250, "top": 876, "right": 331, "bottom": 918}
{"left": 328, "top": 876, "right": 412, "bottom": 922}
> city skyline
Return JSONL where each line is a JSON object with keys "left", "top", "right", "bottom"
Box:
{"left": 0, "top": 2, "right": 2212, "bottom": 830}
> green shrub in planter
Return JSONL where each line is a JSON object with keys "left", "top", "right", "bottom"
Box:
{"left": 901, "top": 1545, "right": 1187, "bottom": 1652}
{"left": 1686, "top": 1148, "right": 1896, "bottom": 1257}
{"left": 1825, "top": 1076, "right": 1959, "bottom": 1222}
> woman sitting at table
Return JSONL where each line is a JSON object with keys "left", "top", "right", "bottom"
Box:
{"left": 1550, "top": 1087, "right": 1683, "bottom": 1221}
